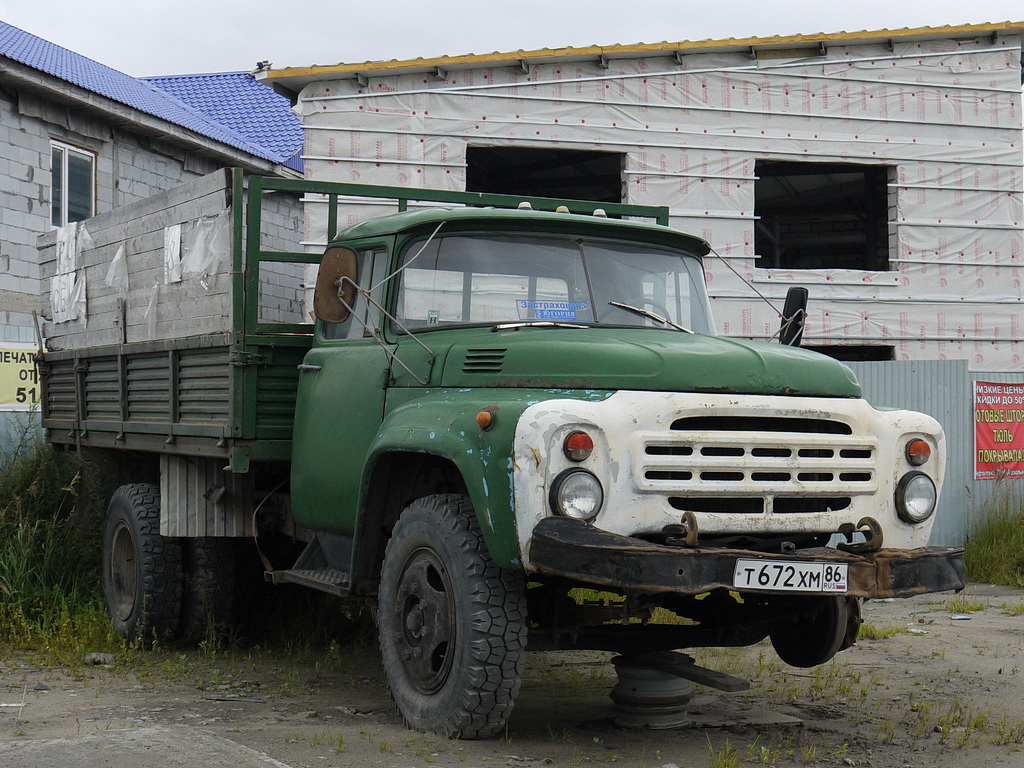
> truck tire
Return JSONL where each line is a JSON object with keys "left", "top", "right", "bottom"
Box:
{"left": 101, "top": 483, "right": 183, "bottom": 642}
{"left": 378, "top": 494, "right": 527, "bottom": 739}
{"left": 770, "top": 595, "right": 850, "bottom": 668}
{"left": 180, "top": 537, "right": 236, "bottom": 640}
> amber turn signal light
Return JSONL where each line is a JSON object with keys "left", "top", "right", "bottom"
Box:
{"left": 563, "top": 431, "right": 595, "bottom": 461}
{"left": 905, "top": 439, "right": 931, "bottom": 466}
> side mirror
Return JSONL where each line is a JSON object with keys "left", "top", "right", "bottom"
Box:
{"left": 779, "top": 286, "right": 808, "bottom": 346}
{"left": 313, "top": 246, "right": 358, "bottom": 323}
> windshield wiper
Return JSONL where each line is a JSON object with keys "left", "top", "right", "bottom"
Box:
{"left": 494, "top": 321, "right": 589, "bottom": 331}
{"left": 608, "top": 301, "right": 693, "bottom": 333}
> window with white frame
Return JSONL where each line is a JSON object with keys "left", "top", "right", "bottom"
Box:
{"left": 50, "top": 140, "right": 95, "bottom": 227}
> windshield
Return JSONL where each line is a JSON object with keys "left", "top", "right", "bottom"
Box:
{"left": 394, "top": 232, "right": 714, "bottom": 334}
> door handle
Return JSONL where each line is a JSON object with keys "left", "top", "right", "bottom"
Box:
{"left": 297, "top": 363, "right": 322, "bottom": 373}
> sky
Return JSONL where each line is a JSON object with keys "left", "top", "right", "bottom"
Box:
{"left": 1, "top": 0, "right": 1023, "bottom": 77}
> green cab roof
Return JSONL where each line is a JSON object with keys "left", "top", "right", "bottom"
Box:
{"left": 332, "top": 206, "right": 712, "bottom": 255}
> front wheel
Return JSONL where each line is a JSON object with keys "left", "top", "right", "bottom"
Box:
{"left": 770, "top": 595, "right": 856, "bottom": 668}
{"left": 378, "top": 494, "right": 527, "bottom": 739}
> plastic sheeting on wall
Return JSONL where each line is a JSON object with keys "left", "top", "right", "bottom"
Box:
{"left": 51, "top": 221, "right": 90, "bottom": 324}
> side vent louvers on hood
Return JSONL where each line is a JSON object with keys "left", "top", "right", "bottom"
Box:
{"left": 462, "top": 349, "right": 507, "bottom": 374}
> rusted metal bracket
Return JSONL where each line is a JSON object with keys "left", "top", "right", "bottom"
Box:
{"left": 229, "top": 350, "right": 268, "bottom": 366}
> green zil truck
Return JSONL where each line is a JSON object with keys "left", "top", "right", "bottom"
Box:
{"left": 40, "top": 169, "right": 964, "bottom": 738}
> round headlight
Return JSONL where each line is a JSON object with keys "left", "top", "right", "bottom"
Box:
{"left": 895, "top": 471, "right": 937, "bottom": 524}
{"left": 550, "top": 469, "right": 603, "bottom": 521}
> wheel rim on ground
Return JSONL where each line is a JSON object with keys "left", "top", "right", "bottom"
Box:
{"left": 394, "top": 546, "right": 456, "bottom": 694}
{"left": 108, "top": 519, "right": 138, "bottom": 623}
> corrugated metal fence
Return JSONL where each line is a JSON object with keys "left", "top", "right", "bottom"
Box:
{"left": 849, "top": 360, "right": 1024, "bottom": 547}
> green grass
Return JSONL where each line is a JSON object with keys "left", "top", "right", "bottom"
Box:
{"left": 706, "top": 736, "right": 741, "bottom": 768}
{"left": 965, "top": 486, "right": 1024, "bottom": 587}
{"left": 858, "top": 621, "right": 908, "bottom": 640}
{"left": 0, "top": 438, "right": 108, "bottom": 645}
{"left": 945, "top": 594, "right": 989, "bottom": 614}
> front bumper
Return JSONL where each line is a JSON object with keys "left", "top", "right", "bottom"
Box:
{"left": 528, "top": 517, "right": 965, "bottom": 599}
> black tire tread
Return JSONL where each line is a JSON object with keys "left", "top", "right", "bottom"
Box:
{"left": 379, "top": 494, "right": 526, "bottom": 739}
{"left": 180, "top": 537, "right": 236, "bottom": 640}
{"left": 103, "top": 483, "right": 183, "bottom": 641}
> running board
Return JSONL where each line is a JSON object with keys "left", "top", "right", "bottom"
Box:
{"left": 270, "top": 567, "right": 350, "bottom": 596}
{"left": 266, "top": 533, "right": 352, "bottom": 597}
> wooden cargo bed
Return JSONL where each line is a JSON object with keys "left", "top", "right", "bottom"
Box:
{"left": 38, "top": 169, "right": 316, "bottom": 468}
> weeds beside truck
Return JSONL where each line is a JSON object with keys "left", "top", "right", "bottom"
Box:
{"left": 39, "top": 169, "right": 964, "bottom": 738}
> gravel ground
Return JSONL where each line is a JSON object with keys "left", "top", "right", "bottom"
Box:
{"left": 2, "top": 583, "right": 1024, "bottom": 768}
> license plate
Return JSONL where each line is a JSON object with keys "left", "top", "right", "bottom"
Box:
{"left": 733, "top": 559, "right": 849, "bottom": 593}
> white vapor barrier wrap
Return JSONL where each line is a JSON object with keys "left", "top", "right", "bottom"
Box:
{"left": 51, "top": 221, "right": 90, "bottom": 324}
{"left": 295, "top": 35, "right": 1024, "bottom": 369}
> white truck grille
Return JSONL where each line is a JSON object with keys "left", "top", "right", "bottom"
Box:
{"left": 638, "top": 415, "right": 878, "bottom": 516}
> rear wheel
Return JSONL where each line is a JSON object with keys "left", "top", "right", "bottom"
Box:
{"left": 378, "top": 494, "right": 527, "bottom": 738}
{"left": 180, "top": 537, "right": 236, "bottom": 640}
{"left": 101, "top": 483, "right": 182, "bottom": 641}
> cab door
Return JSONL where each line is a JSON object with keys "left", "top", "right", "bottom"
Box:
{"left": 290, "top": 246, "right": 390, "bottom": 534}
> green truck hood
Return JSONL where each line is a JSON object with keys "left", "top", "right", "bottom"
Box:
{"left": 436, "top": 328, "right": 861, "bottom": 397}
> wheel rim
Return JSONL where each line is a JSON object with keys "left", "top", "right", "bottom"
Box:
{"left": 392, "top": 546, "right": 456, "bottom": 694}
{"left": 108, "top": 520, "right": 139, "bottom": 622}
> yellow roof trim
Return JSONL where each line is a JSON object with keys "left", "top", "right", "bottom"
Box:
{"left": 264, "top": 21, "right": 1024, "bottom": 82}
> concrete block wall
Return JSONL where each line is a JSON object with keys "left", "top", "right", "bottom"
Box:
{"left": 256, "top": 190, "right": 306, "bottom": 324}
{"left": 0, "top": 93, "right": 56, "bottom": 336}
{"left": 0, "top": 90, "right": 222, "bottom": 347}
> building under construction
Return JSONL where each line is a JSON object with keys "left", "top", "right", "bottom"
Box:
{"left": 263, "top": 22, "right": 1024, "bottom": 370}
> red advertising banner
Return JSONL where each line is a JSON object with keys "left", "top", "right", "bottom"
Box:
{"left": 974, "top": 381, "right": 1024, "bottom": 480}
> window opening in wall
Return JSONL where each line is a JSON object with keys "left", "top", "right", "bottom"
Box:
{"left": 804, "top": 345, "right": 895, "bottom": 362}
{"left": 466, "top": 147, "right": 624, "bottom": 203}
{"left": 51, "top": 140, "right": 96, "bottom": 227}
{"left": 754, "top": 161, "right": 892, "bottom": 271}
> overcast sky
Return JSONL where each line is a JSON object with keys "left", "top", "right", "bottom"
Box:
{"left": 1, "top": 0, "right": 1022, "bottom": 77}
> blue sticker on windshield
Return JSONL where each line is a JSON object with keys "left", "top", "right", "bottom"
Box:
{"left": 516, "top": 300, "right": 591, "bottom": 321}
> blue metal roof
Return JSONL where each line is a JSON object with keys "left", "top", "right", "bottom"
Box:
{"left": 144, "top": 72, "right": 303, "bottom": 172}
{"left": 0, "top": 20, "right": 302, "bottom": 170}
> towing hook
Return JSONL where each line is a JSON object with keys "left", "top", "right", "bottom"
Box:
{"left": 680, "top": 510, "right": 699, "bottom": 546}
{"left": 856, "top": 517, "right": 884, "bottom": 551}
{"left": 663, "top": 510, "right": 699, "bottom": 547}
{"left": 836, "top": 516, "right": 884, "bottom": 554}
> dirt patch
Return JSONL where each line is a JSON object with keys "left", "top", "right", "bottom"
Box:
{"left": 3, "top": 584, "right": 1024, "bottom": 767}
